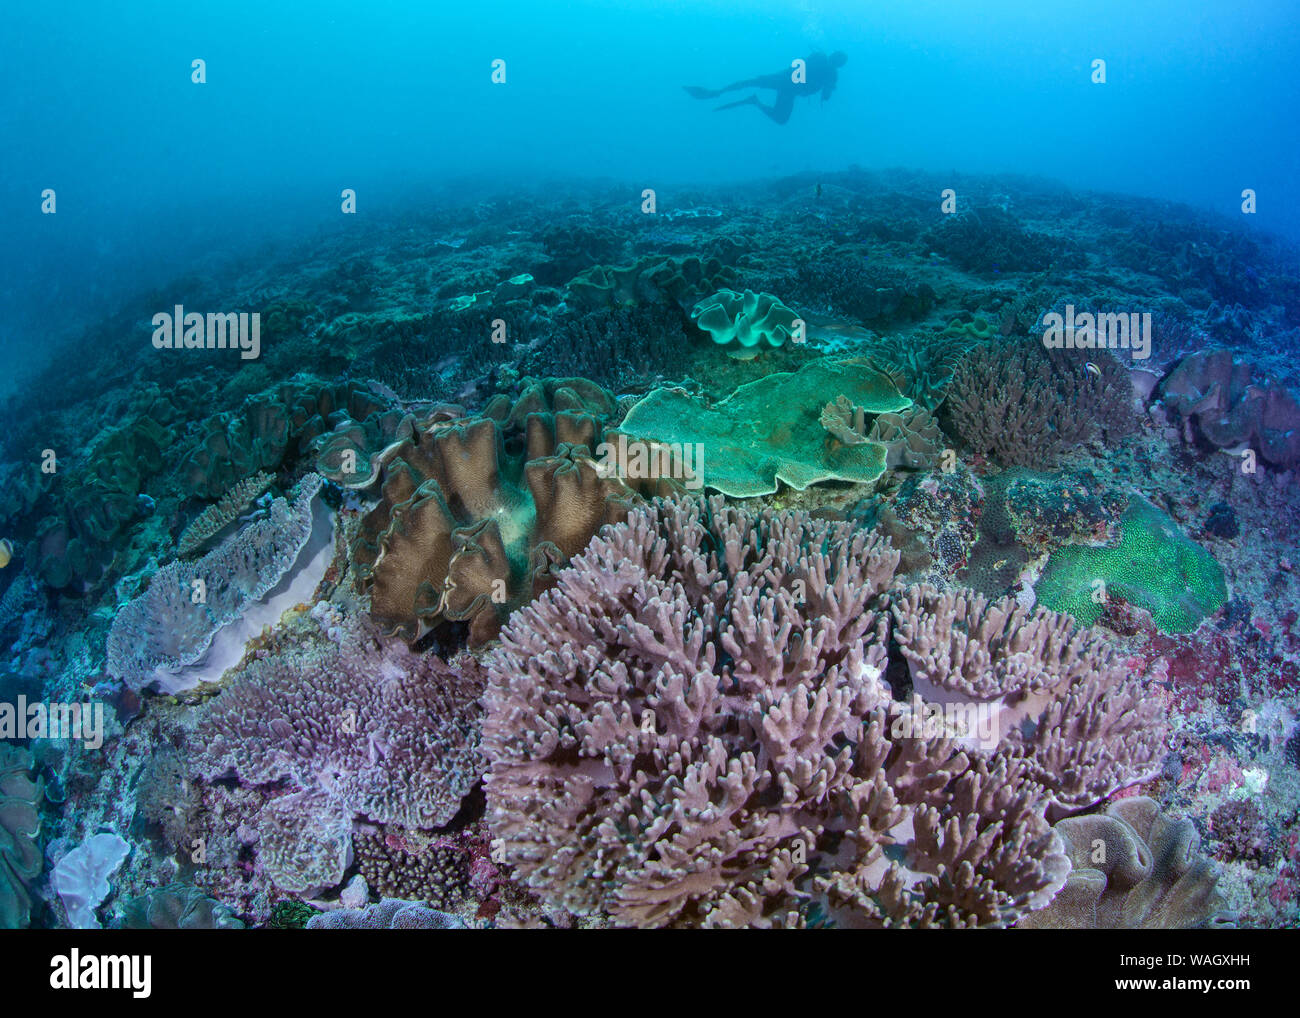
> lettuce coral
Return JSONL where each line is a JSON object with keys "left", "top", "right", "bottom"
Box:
{"left": 1035, "top": 496, "right": 1227, "bottom": 633}
{"left": 690, "top": 288, "right": 800, "bottom": 359}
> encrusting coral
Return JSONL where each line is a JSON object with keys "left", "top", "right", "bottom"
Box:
{"left": 482, "top": 496, "right": 1166, "bottom": 928}
{"left": 191, "top": 605, "right": 485, "bottom": 894}
{"left": 1018, "top": 797, "right": 1235, "bottom": 928}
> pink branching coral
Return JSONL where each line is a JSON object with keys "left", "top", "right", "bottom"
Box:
{"left": 191, "top": 605, "right": 484, "bottom": 894}
{"left": 483, "top": 496, "right": 1169, "bottom": 927}
{"left": 890, "top": 585, "right": 1166, "bottom": 814}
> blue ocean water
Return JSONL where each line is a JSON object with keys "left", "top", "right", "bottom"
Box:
{"left": 3, "top": 0, "right": 1297, "bottom": 391}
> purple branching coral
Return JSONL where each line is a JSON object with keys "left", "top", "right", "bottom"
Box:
{"left": 191, "top": 604, "right": 484, "bottom": 894}
{"left": 482, "top": 496, "right": 1168, "bottom": 928}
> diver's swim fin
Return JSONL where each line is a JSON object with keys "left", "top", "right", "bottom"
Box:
{"left": 713, "top": 94, "right": 759, "bottom": 112}
{"left": 683, "top": 85, "right": 721, "bottom": 99}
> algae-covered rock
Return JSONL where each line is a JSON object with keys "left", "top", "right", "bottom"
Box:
{"left": 618, "top": 358, "right": 912, "bottom": 497}
{"left": 1034, "top": 496, "right": 1227, "bottom": 633}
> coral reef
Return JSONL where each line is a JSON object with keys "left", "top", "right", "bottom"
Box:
{"left": 483, "top": 497, "right": 1164, "bottom": 927}
{"left": 306, "top": 898, "right": 467, "bottom": 929}
{"left": 690, "top": 288, "right": 801, "bottom": 359}
{"left": 1157, "top": 348, "right": 1300, "bottom": 470}
{"left": 51, "top": 832, "right": 130, "bottom": 929}
{"left": 1019, "top": 797, "right": 1235, "bottom": 929}
{"left": 106, "top": 473, "right": 330, "bottom": 693}
{"left": 115, "top": 883, "right": 245, "bottom": 929}
{"left": 945, "top": 341, "right": 1136, "bottom": 468}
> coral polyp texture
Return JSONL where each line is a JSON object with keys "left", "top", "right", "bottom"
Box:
{"left": 1035, "top": 496, "right": 1228, "bottom": 633}
{"left": 482, "top": 497, "right": 1167, "bottom": 928}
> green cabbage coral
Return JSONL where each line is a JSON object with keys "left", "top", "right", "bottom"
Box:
{"left": 691, "top": 288, "right": 800, "bottom": 359}
{"left": 618, "top": 358, "right": 911, "bottom": 497}
{"left": 1035, "top": 496, "right": 1227, "bottom": 633}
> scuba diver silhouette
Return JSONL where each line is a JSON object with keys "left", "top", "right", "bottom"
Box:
{"left": 684, "top": 51, "right": 847, "bottom": 124}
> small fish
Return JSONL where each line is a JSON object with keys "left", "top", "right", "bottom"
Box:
{"left": 1084, "top": 361, "right": 1102, "bottom": 378}
{"left": 0, "top": 538, "right": 13, "bottom": 568}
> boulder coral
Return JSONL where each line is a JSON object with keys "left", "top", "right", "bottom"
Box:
{"left": 482, "top": 497, "right": 1166, "bottom": 927}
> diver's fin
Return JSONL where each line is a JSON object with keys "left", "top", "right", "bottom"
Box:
{"left": 683, "top": 85, "right": 720, "bottom": 99}
{"left": 713, "top": 94, "right": 759, "bottom": 112}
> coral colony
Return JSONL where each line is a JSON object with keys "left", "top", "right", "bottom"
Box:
{"left": 3, "top": 42, "right": 1299, "bottom": 946}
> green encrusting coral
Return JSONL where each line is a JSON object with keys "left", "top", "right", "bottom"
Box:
{"left": 1035, "top": 497, "right": 1227, "bottom": 633}
{"left": 618, "top": 358, "right": 912, "bottom": 497}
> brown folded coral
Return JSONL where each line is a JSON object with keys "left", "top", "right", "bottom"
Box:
{"left": 353, "top": 377, "right": 670, "bottom": 646}
{"left": 1018, "top": 797, "right": 1236, "bottom": 928}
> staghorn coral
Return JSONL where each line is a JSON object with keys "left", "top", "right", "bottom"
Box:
{"left": 1018, "top": 797, "right": 1235, "bottom": 928}
{"left": 106, "top": 473, "right": 329, "bottom": 693}
{"left": 0, "top": 744, "right": 42, "bottom": 929}
{"left": 481, "top": 496, "right": 1125, "bottom": 928}
{"left": 944, "top": 340, "right": 1135, "bottom": 468}
{"left": 890, "top": 585, "right": 1167, "bottom": 812}
{"left": 352, "top": 378, "right": 650, "bottom": 646}
{"left": 191, "top": 606, "right": 484, "bottom": 894}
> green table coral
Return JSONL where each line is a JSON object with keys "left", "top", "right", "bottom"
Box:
{"left": 691, "top": 288, "right": 801, "bottom": 359}
{"left": 1035, "top": 497, "right": 1227, "bottom": 633}
{"left": 618, "top": 358, "right": 912, "bottom": 497}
